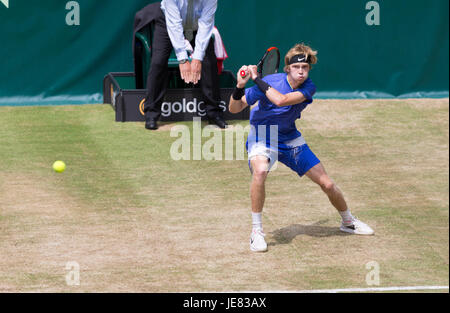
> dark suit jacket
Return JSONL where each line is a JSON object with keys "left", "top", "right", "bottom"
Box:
{"left": 133, "top": 2, "right": 162, "bottom": 41}
{"left": 132, "top": 2, "right": 162, "bottom": 88}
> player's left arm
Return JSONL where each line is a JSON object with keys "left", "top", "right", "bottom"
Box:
{"left": 247, "top": 65, "right": 309, "bottom": 107}
{"left": 265, "top": 89, "right": 307, "bottom": 107}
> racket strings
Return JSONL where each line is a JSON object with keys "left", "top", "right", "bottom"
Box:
{"left": 259, "top": 50, "right": 280, "bottom": 78}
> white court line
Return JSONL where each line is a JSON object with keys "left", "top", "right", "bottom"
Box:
{"left": 235, "top": 286, "right": 449, "bottom": 293}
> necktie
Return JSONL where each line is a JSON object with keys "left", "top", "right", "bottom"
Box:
{"left": 185, "top": 0, "right": 195, "bottom": 41}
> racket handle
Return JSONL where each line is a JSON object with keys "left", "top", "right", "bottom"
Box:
{"left": 240, "top": 70, "right": 247, "bottom": 78}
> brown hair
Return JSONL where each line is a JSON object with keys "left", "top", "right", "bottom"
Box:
{"left": 284, "top": 43, "right": 318, "bottom": 72}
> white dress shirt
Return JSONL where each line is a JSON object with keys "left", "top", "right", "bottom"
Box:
{"left": 161, "top": 0, "right": 217, "bottom": 62}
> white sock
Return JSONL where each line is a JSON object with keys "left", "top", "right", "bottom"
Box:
{"left": 339, "top": 209, "right": 354, "bottom": 225}
{"left": 252, "top": 212, "right": 263, "bottom": 230}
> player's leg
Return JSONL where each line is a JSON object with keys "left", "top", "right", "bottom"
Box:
{"left": 249, "top": 152, "right": 271, "bottom": 252}
{"left": 250, "top": 156, "right": 270, "bottom": 214}
{"left": 248, "top": 156, "right": 269, "bottom": 252}
{"left": 305, "top": 163, "right": 374, "bottom": 235}
{"left": 304, "top": 163, "right": 348, "bottom": 212}
{"left": 279, "top": 143, "right": 374, "bottom": 235}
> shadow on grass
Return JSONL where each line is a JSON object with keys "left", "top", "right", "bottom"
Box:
{"left": 268, "top": 220, "right": 349, "bottom": 246}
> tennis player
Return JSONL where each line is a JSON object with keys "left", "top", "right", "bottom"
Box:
{"left": 229, "top": 43, "right": 374, "bottom": 252}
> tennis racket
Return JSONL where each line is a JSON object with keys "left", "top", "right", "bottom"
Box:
{"left": 240, "top": 47, "right": 280, "bottom": 78}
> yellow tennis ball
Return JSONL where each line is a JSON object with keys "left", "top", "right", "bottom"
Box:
{"left": 53, "top": 161, "right": 66, "bottom": 173}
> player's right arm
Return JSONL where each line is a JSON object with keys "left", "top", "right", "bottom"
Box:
{"left": 229, "top": 66, "right": 251, "bottom": 113}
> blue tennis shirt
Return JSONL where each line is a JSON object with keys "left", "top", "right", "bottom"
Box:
{"left": 245, "top": 73, "right": 316, "bottom": 150}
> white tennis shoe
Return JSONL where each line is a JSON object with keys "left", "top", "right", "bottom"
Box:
{"left": 250, "top": 228, "right": 268, "bottom": 252}
{"left": 340, "top": 217, "right": 374, "bottom": 235}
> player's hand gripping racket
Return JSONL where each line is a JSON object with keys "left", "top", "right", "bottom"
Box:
{"left": 240, "top": 47, "right": 280, "bottom": 78}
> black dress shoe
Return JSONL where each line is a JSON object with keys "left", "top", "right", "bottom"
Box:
{"left": 145, "top": 119, "right": 158, "bottom": 130}
{"left": 209, "top": 116, "right": 228, "bottom": 129}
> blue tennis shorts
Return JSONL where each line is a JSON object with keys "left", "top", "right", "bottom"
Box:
{"left": 248, "top": 141, "right": 321, "bottom": 177}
